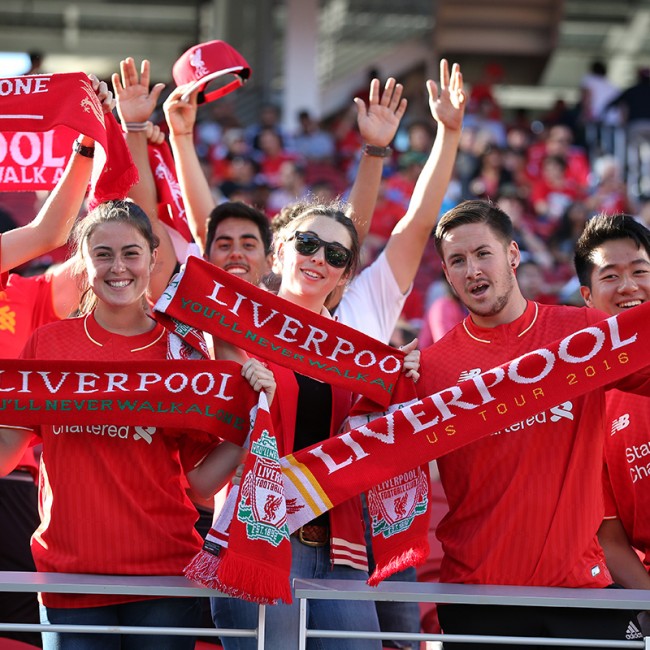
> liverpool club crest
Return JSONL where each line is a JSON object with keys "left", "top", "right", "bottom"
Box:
{"left": 237, "top": 430, "right": 290, "bottom": 547}
{"left": 368, "top": 467, "right": 428, "bottom": 538}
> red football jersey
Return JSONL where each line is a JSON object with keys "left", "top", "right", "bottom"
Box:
{"left": 418, "top": 301, "right": 650, "bottom": 589}
{"left": 603, "top": 389, "right": 650, "bottom": 571}
{"left": 21, "top": 313, "right": 216, "bottom": 608}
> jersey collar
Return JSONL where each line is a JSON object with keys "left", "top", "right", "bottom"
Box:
{"left": 462, "top": 300, "right": 539, "bottom": 344}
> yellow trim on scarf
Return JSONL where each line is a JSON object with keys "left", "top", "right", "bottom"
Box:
{"left": 283, "top": 454, "right": 334, "bottom": 513}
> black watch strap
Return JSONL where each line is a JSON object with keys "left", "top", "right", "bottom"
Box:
{"left": 72, "top": 140, "right": 95, "bottom": 159}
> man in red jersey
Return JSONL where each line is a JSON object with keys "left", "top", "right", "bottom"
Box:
{"left": 418, "top": 199, "right": 648, "bottom": 648}
{"left": 575, "top": 213, "right": 650, "bottom": 638}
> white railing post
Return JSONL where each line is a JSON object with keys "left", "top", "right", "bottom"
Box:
{"left": 298, "top": 594, "right": 308, "bottom": 650}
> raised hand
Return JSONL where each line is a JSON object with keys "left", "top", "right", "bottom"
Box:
{"left": 145, "top": 121, "right": 165, "bottom": 146}
{"left": 427, "top": 59, "right": 465, "bottom": 132}
{"left": 400, "top": 338, "right": 420, "bottom": 383}
{"left": 87, "top": 74, "right": 115, "bottom": 115}
{"left": 112, "top": 58, "right": 165, "bottom": 126}
{"left": 163, "top": 84, "right": 199, "bottom": 137}
{"left": 241, "top": 358, "right": 277, "bottom": 404}
{"left": 354, "top": 77, "right": 408, "bottom": 147}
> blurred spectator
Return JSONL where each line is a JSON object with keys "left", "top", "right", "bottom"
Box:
{"left": 361, "top": 177, "right": 404, "bottom": 261}
{"left": 502, "top": 146, "right": 532, "bottom": 200}
{"left": 332, "top": 103, "right": 364, "bottom": 175}
{"left": 607, "top": 67, "right": 650, "bottom": 134}
{"left": 27, "top": 51, "right": 44, "bottom": 74}
{"left": 496, "top": 186, "right": 554, "bottom": 271}
{"left": 516, "top": 260, "right": 558, "bottom": 304}
{"left": 403, "top": 119, "right": 435, "bottom": 156}
{"left": 217, "top": 154, "right": 262, "bottom": 203}
{"left": 467, "top": 144, "right": 513, "bottom": 199}
{"left": 386, "top": 151, "right": 426, "bottom": 210}
{"left": 607, "top": 67, "right": 650, "bottom": 197}
{"left": 530, "top": 154, "right": 584, "bottom": 233}
{"left": 463, "top": 96, "right": 508, "bottom": 148}
{"left": 266, "top": 160, "right": 310, "bottom": 217}
{"left": 309, "top": 178, "right": 337, "bottom": 204}
{"left": 246, "top": 102, "right": 289, "bottom": 152}
{"left": 635, "top": 195, "right": 650, "bottom": 228}
{"left": 549, "top": 200, "right": 591, "bottom": 277}
{"left": 586, "top": 155, "right": 631, "bottom": 216}
{"left": 467, "top": 61, "right": 504, "bottom": 121}
{"left": 255, "top": 126, "right": 301, "bottom": 188}
{"left": 209, "top": 127, "right": 251, "bottom": 182}
{"left": 579, "top": 60, "right": 621, "bottom": 155}
{"left": 292, "top": 109, "right": 336, "bottom": 162}
{"left": 526, "top": 124, "right": 590, "bottom": 189}
{"left": 419, "top": 280, "right": 467, "bottom": 348}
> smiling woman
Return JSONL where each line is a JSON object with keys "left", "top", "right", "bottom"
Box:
{"left": 210, "top": 200, "right": 422, "bottom": 650}
{"left": 0, "top": 196, "right": 276, "bottom": 650}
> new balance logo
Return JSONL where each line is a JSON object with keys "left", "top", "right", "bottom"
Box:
{"left": 549, "top": 401, "right": 574, "bottom": 422}
{"left": 133, "top": 426, "right": 156, "bottom": 444}
{"left": 457, "top": 368, "right": 481, "bottom": 382}
{"left": 626, "top": 621, "right": 642, "bottom": 640}
{"left": 611, "top": 414, "right": 630, "bottom": 436}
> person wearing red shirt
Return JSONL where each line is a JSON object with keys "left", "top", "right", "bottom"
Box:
{"left": 417, "top": 200, "right": 648, "bottom": 648}
{"left": 575, "top": 213, "right": 650, "bottom": 638}
{"left": 0, "top": 200, "right": 272, "bottom": 650}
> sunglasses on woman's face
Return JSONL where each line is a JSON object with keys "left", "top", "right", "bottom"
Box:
{"left": 287, "top": 231, "right": 351, "bottom": 269}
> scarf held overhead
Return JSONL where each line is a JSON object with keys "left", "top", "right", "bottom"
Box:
{"left": 154, "top": 255, "right": 409, "bottom": 408}
{"left": 0, "top": 358, "right": 255, "bottom": 444}
{"left": 0, "top": 72, "right": 137, "bottom": 203}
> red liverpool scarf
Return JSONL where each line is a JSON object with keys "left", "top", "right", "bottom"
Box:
{"left": 0, "top": 358, "right": 255, "bottom": 444}
{"left": 0, "top": 72, "right": 137, "bottom": 203}
{"left": 154, "top": 255, "right": 412, "bottom": 408}
{"left": 148, "top": 141, "right": 193, "bottom": 242}
{"left": 280, "top": 302, "right": 650, "bottom": 583}
{"left": 185, "top": 392, "right": 293, "bottom": 604}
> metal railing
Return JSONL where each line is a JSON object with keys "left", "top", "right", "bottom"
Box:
{"left": 0, "top": 571, "right": 265, "bottom": 648}
{"left": 294, "top": 579, "right": 650, "bottom": 650}
{"left": 2, "top": 572, "right": 650, "bottom": 649}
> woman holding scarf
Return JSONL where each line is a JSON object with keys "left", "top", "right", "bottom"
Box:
{"left": 210, "top": 201, "right": 419, "bottom": 650}
{"left": 0, "top": 198, "right": 274, "bottom": 650}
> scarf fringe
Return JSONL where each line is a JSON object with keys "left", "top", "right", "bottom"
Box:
{"left": 184, "top": 547, "right": 224, "bottom": 590}
{"left": 367, "top": 542, "right": 429, "bottom": 587}
{"left": 216, "top": 547, "right": 293, "bottom": 605}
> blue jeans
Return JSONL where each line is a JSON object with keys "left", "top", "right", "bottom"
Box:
{"left": 211, "top": 536, "right": 382, "bottom": 649}
{"left": 362, "top": 494, "right": 421, "bottom": 649}
{"left": 40, "top": 597, "right": 202, "bottom": 650}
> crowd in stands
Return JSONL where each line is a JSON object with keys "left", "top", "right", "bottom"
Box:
{"left": 3, "top": 49, "right": 650, "bottom": 650}
{"left": 150, "top": 58, "right": 647, "bottom": 350}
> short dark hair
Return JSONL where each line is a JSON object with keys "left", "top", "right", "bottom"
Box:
{"left": 435, "top": 199, "right": 514, "bottom": 257}
{"left": 574, "top": 213, "right": 650, "bottom": 287}
{"left": 205, "top": 201, "right": 272, "bottom": 256}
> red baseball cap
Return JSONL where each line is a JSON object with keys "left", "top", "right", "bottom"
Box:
{"left": 173, "top": 40, "right": 251, "bottom": 104}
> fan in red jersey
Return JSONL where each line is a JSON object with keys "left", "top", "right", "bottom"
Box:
{"left": 417, "top": 199, "right": 650, "bottom": 647}
{"left": 576, "top": 213, "right": 650, "bottom": 639}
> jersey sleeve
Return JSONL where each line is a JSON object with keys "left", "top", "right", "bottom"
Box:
{"left": 177, "top": 433, "right": 222, "bottom": 473}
